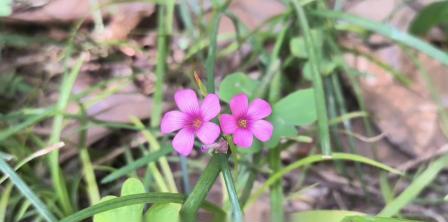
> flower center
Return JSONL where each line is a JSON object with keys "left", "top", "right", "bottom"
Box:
{"left": 192, "top": 118, "right": 203, "bottom": 129}
{"left": 238, "top": 119, "right": 248, "bottom": 129}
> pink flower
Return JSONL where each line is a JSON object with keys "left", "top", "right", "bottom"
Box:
{"left": 219, "top": 93, "right": 273, "bottom": 148}
{"left": 161, "top": 89, "right": 221, "bottom": 156}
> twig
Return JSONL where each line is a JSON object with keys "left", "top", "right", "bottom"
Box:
{"left": 397, "top": 144, "right": 448, "bottom": 172}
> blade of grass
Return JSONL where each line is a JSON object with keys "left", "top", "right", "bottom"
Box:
{"left": 0, "top": 107, "right": 55, "bottom": 141}
{"left": 131, "top": 117, "right": 177, "bottom": 192}
{"left": 330, "top": 73, "right": 369, "bottom": 199}
{"left": 205, "top": 12, "right": 222, "bottom": 92}
{"left": 266, "top": 22, "right": 288, "bottom": 222}
{"left": 327, "top": 35, "right": 379, "bottom": 159}
{"left": 268, "top": 146, "right": 284, "bottom": 222}
{"left": 312, "top": 10, "right": 448, "bottom": 66}
{"left": 220, "top": 154, "right": 243, "bottom": 222}
{"left": 48, "top": 56, "right": 83, "bottom": 215}
{"left": 180, "top": 154, "right": 222, "bottom": 222}
{"left": 379, "top": 173, "right": 394, "bottom": 204}
{"left": 0, "top": 182, "right": 13, "bottom": 222}
{"left": 378, "top": 154, "right": 448, "bottom": 217}
{"left": 292, "top": 1, "right": 332, "bottom": 156}
{"left": 78, "top": 106, "right": 100, "bottom": 205}
{"left": 246, "top": 152, "right": 402, "bottom": 208}
{"left": 101, "top": 147, "right": 173, "bottom": 184}
{"left": 60, "top": 193, "right": 225, "bottom": 222}
{"left": 342, "top": 46, "right": 412, "bottom": 86}
{"left": 150, "top": 5, "right": 169, "bottom": 129}
{"left": 0, "top": 142, "right": 65, "bottom": 184}
{"left": 180, "top": 156, "right": 191, "bottom": 193}
{"left": 0, "top": 158, "right": 57, "bottom": 222}
{"left": 238, "top": 152, "right": 262, "bottom": 207}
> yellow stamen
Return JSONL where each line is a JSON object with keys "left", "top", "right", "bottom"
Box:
{"left": 193, "top": 118, "right": 202, "bottom": 129}
{"left": 238, "top": 119, "right": 248, "bottom": 128}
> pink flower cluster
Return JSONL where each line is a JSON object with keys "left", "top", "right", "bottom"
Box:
{"left": 161, "top": 89, "right": 273, "bottom": 156}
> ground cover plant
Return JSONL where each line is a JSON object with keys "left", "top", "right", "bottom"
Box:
{"left": 1, "top": 0, "right": 448, "bottom": 221}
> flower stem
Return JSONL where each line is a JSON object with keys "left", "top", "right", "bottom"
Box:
{"left": 180, "top": 154, "right": 223, "bottom": 222}
{"left": 220, "top": 154, "right": 244, "bottom": 222}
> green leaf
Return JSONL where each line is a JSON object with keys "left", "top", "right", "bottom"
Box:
{"left": 265, "top": 120, "right": 297, "bottom": 148}
{"left": 290, "top": 31, "right": 323, "bottom": 59}
{"left": 409, "top": 1, "right": 448, "bottom": 36}
{"left": 342, "top": 215, "right": 422, "bottom": 222}
{"left": 0, "top": 0, "right": 11, "bottom": 16}
{"left": 219, "top": 72, "right": 259, "bottom": 103}
{"left": 93, "top": 196, "right": 117, "bottom": 222}
{"left": 94, "top": 178, "right": 145, "bottom": 222}
{"left": 62, "top": 193, "right": 224, "bottom": 222}
{"left": 145, "top": 203, "right": 181, "bottom": 222}
{"left": 290, "top": 37, "right": 308, "bottom": 58}
{"left": 291, "top": 210, "right": 363, "bottom": 222}
{"left": 267, "top": 88, "right": 317, "bottom": 148}
{"left": 120, "top": 178, "right": 145, "bottom": 220}
{"left": 303, "top": 60, "right": 338, "bottom": 81}
{"left": 237, "top": 139, "right": 262, "bottom": 154}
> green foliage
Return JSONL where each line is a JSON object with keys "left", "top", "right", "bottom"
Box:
{"left": 409, "top": 1, "right": 448, "bottom": 36}
{"left": 290, "top": 31, "right": 323, "bottom": 59}
{"left": 219, "top": 72, "right": 260, "bottom": 102}
{"left": 61, "top": 193, "right": 224, "bottom": 222}
{"left": 0, "top": 158, "right": 57, "bottom": 222}
{"left": 219, "top": 73, "right": 317, "bottom": 149}
{"left": 145, "top": 203, "right": 181, "bottom": 222}
{"left": 379, "top": 154, "right": 448, "bottom": 217}
{"left": 267, "top": 88, "right": 317, "bottom": 148}
{"left": 93, "top": 178, "right": 145, "bottom": 222}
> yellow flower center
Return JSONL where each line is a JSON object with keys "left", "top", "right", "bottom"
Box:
{"left": 238, "top": 119, "right": 248, "bottom": 129}
{"left": 192, "top": 118, "right": 202, "bottom": 129}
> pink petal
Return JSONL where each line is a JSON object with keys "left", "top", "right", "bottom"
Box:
{"left": 161, "top": 111, "right": 187, "bottom": 134}
{"left": 172, "top": 128, "right": 195, "bottom": 156}
{"left": 247, "top": 98, "right": 272, "bottom": 120}
{"left": 219, "top": 114, "right": 237, "bottom": 134}
{"left": 200, "top": 94, "right": 221, "bottom": 121}
{"left": 230, "top": 93, "right": 248, "bottom": 117}
{"left": 251, "top": 120, "right": 273, "bottom": 142}
{"left": 196, "top": 122, "right": 220, "bottom": 145}
{"left": 175, "top": 89, "right": 199, "bottom": 113}
{"left": 233, "top": 129, "right": 253, "bottom": 148}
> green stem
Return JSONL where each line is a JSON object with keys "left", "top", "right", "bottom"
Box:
{"left": 79, "top": 105, "right": 100, "bottom": 205}
{"left": 180, "top": 154, "right": 223, "bottom": 222}
{"left": 292, "top": 1, "right": 332, "bottom": 156}
{"left": 205, "top": 13, "right": 222, "bottom": 92}
{"left": 268, "top": 147, "right": 284, "bottom": 222}
{"left": 48, "top": 57, "right": 83, "bottom": 215}
{"left": 150, "top": 5, "right": 169, "bottom": 128}
{"left": 220, "top": 155, "right": 243, "bottom": 222}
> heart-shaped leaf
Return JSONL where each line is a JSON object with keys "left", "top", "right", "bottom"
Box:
{"left": 93, "top": 178, "right": 145, "bottom": 222}
{"left": 145, "top": 203, "right": 181, "bottom": 222}
{"left": 267, "top": 88, "right": 316, "bottom": 148}
{"left": 219, "top": 72, "right": 259, "bottom": 103}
